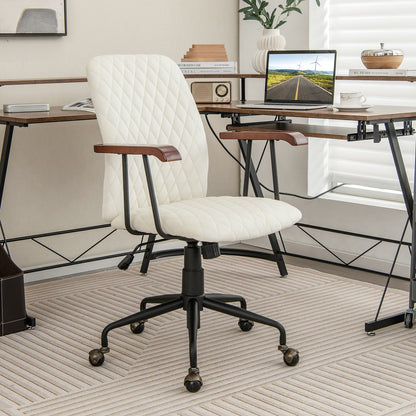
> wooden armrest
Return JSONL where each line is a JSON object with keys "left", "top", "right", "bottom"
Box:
{"left": 219, "top": 130, "right": 307, "bottom": 146}
{"left": 94, "top": 144, "right": 181, "bottom": 162}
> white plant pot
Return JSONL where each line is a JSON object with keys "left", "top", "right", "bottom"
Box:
{"left": 252, "top": 28, "right": 286, "bottom": 74}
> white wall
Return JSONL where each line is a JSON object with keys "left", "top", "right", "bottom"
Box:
{"left": 238, "top": 2, "right": 411, "bottom": 277}
{"left": 0, "top": 0, "right": 240, "bottom": 277}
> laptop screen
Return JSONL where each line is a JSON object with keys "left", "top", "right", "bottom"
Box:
{"left": 264, "top": 50, "right": 337, "bottom": 105}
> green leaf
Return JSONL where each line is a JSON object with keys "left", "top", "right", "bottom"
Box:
{"left": 258, "top": 1, "right": 268, "bottom": 13}
{"left": 243, "top": 15, "right": 262, "bottom": 22}
{"left": 275, "top": 20, "right": 287, "bottom": 28}
{"left": 284, "top": 6, "right": 302, "bottom": 13}
{"left": 260, "top": 0, "right": 269, "bottom": 7}
{"left": 261, "top": 10, "right": 274, "bottom": 27}
{"left": 264, "top": 10, "right": 271, "bottom": 17}
{"left": 315, "top": 0, "right": 321, "bottom": 5}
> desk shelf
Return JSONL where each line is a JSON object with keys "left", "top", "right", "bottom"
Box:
{"left": 336, "top": 75, "right": 416, "bottom": 82}
{"left": 0, "top": 74, "right": 264, "bottom": 87}
{"left": 0, "top": 74, "right": 264, "bottom": 102}
{"left": 3, "top": 74, "right": 416, "bottom": 87}
{"left": 226, "top": 121, "right": 353, "bottom": 141}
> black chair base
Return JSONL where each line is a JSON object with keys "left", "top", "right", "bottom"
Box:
{"left": 89, "top": 241, "right": 299, "bottom": 392}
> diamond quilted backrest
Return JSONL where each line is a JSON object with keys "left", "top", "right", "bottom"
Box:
{"left": 87, "top": 54, "right": 209, "bottom": 222}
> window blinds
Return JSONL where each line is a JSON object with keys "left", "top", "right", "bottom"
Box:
{"left": 311, "top": 0, "right": 416, "bottom": 203}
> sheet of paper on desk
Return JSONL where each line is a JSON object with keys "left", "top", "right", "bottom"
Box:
{"left": 62, "top": 98, "right": 95, "bottom": 113}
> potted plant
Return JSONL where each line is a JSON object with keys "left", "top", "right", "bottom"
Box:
{"left": 239, "top": 0, "right": 321, "bottom": 29}
{"left": 239, "top": 0, "right": 321, "bottom": 73}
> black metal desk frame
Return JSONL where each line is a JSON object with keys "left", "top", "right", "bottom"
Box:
{"left": 214, "top": 109, "right": 416, "bottom": 333}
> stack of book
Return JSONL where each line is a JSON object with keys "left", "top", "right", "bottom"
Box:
{"left": 178, "top": 61, "right": 237, "bottom": 74}
{"left": 178, "top": 44, "right": 237, "bottom": 74}
{"left": 348, "top": 68, "right": 416, "bottom": 76}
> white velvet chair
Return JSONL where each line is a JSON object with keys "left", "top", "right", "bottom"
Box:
{"left": 87, "top": 54, "right": 302, "bottom": 392}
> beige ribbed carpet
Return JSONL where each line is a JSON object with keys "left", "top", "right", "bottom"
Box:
{"left": 1, "top": 256, "right": 415, "bottom": 416}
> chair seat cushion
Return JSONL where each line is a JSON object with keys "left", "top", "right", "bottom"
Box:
{"left": 111, "top": 196, "right": 301, "bottom": 242}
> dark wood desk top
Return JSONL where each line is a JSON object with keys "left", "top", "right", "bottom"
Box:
{"left": 3, "top": 103, "right": 414, "bottom": 125}
{"left": 198, "top": 102, "right": 416, "bottom": 122}
{"left": 198, "top": 102, "right": 416, "bottom": 141}
{"left": 0, "top": 106, "right": 96, "bottom": 125}
{"left": 1, "top": 103, "right": 415, "bottom": 142}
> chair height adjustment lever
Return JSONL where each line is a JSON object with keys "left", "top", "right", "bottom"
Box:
{"left": 201, "top": 242, "right": 220, "bottom": 259}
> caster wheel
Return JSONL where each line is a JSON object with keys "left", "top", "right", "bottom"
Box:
{"left": 89, "top": 349, "right": 105, "bottom": 366}
{"left": 184, "top": 380, "right": 202, "bottom": 393}
{"left": 405, "top": 313, "right": 413, "bottom": 329}
{"left": 238, "top": 319, "right": 254, "bottom": 332}
{"left": 283, "top": 347, "right": 299, "bottom": 367}
{"left": 130, "top": 321, "right": 145, "bottom": 334}
{"left": 184, "top": 367, "right": 203, "bottom": 393}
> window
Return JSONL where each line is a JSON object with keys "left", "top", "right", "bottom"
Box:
{"left": 308, "top": 0, "right": 416, "bottom": 208}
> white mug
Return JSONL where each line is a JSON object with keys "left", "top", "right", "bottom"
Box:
{"left": 340, "top": 92, "right": 367, "bottom": 107}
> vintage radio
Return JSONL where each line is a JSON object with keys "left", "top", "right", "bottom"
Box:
{"left": 190, "top": 81, "right": 231, "bottom": 104}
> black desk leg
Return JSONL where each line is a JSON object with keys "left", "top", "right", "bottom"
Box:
{"left": 269, "top": 140, "right": 280, "bottom": 201}
{"left": 240, "top": 78, "right": 246, "bottom": 102}
{"left": 239, "top": 140, "right": 288, "bottom": 277}
{"left": 386, "top": 122, "right": 413, "bottom": 220}
{"left": 239, "top": 140, "right": 262, "bottom": 197}
{"left": 365, "top": 121, "right": 415, "bottom": 332}
{"left": 243, "top": 140, "right": 253, "bottom": 197}
{"left": 0, "top": 123, "right": 14, "bottom": 208}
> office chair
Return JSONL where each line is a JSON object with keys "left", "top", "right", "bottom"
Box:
{"left": 87, "top": 54, "right": 302, "bottom": 392}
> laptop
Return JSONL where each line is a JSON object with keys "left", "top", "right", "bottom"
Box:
{"left": 238, "top": 50, "right": 337, "bottom": 110}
